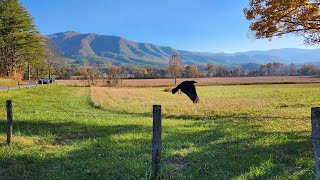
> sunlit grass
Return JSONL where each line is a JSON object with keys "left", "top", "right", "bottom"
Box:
{"left": 0, "top": 84, "right": 318, "bottom": 179}
{"left": 91, "top": 84, "right": 320, "bottom": 119}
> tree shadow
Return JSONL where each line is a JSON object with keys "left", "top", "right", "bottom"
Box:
{"left": 159, "top": 119, "right": 314, "bottom": 179}
{"left": 0, "top": 119, "right": 147, "bottom": 145}
{"left": 103, "top": 108, "right": 308, "bottom": 121}
{"left": 0, "top": 119, "right": 154, "bottom": 179}
{"left": 0, "top": 112, "right": 314, "bottom": 179}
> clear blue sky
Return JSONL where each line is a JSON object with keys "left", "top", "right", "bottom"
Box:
{"left": 21, "top": 0, "right": 316, "bottom": 53}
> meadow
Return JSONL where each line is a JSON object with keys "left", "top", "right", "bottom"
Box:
{"left": 0, "top": 83, "right": 319, "bottom": 179}
{"left": 57, "top": 76, "right": 320, "bottom": 87}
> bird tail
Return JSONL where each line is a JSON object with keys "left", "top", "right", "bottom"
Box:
{"left": 172, "top": 87, "right": 179, "bottom": 94}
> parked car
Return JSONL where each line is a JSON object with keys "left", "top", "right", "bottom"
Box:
{"left": 38, "top": 78, "right": 55, "bottom": 84}
{"left": 48, "top": 78, "right": 55, "bottom": 83}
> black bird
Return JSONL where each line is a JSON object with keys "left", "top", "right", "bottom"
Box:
{"left": 172, "top": 81, "right": 199, "bottom": 103}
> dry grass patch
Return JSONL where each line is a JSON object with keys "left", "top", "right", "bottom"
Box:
{"left": 90, "top": 84, "right": 320, "bottom": 119}
{"left": 0, "top": 78, "right": 24, "bottom": 87}
{"left": 0, "top": 135, "right": 41, "bottom": 146}
{"left": 58, "top": 76, "right": 320, "bottom": 87}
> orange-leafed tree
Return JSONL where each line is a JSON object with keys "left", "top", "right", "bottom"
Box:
{"left": 107, "top": 66, "right": 120, "bottom": 85}
{"left": 244, "top": 0, "right": 320, "bottom": 45}
{"left": 184, "top": 65, "right": 200, "bottom": 78}
{"left": 143, "top": 69, "right": 148, "bottom": 77}
{"left": 14, "top": 72, "right": 23, "bottom": 84}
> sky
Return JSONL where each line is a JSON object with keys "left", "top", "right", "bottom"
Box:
{"left": 20, "top": 0, "right": 318, "bottom": 53}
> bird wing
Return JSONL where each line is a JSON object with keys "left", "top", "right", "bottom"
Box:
{"left": 180, "top": 83, "right": 199, "bottom": 103}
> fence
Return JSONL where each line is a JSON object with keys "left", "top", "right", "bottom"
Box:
{"left": 312, "top": 107, "right": 320, "bottom": 179}
{"left": 3, "top": 100, "right": 163, "bottom": 179}
{"left": 3, "top": 98, "right": 320, "bottom": 179}
{"left": 1, "top": 82, "right": 37, "bottom": 92}
{"left": 0, "top": 81, "right": 59, "bottom": 92}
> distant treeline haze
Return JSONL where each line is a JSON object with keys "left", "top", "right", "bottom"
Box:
{"left": 59, "top": 62, "right": 320, "bottom": 81}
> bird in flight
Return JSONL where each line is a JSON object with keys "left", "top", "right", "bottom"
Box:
{"left": 172, "top": 81, "right": 199, "bottom": 103}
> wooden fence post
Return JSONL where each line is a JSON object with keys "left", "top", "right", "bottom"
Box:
{"left": 6, "top": 100, "right": 12, "bottom": 145}
{"left": 312, "top": 107, "right": 320, "bottom": 179}
{"left": 151, "top": 105, "right": 162, "bottom": 180}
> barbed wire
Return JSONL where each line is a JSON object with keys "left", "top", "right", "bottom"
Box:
{"left": 0, "top": 97, "right": 312, "bottom": 120}
{"left": 11, "top": 106, "right": 153, "bottom": 118}
{"left": 0, "top": 104, "right": 309, "bottom": 120}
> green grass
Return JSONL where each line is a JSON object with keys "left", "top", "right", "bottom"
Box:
{"left": 0, "top": 84, "right": 319, "bottom": 179}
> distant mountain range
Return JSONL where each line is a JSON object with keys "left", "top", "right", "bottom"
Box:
{"left": 47, "top": 31, "right": 320, "bottom": 66}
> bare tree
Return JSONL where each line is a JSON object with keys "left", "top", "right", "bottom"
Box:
{"left": 168, "top": 53, "right": 184, "bottom": 85}
{"left": 205, "top": 63, "right": 215, "bottom": 77}
{"left": 289, "top": 63, "right": 298, "bottom": 76}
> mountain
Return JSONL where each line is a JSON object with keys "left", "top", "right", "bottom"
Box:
{"left": 48, "top": 31, "right": 187, "bottom": 66}
{"left": 235, "top": 48, "right": 320, "bottom": 64}
{"left": 47, "top": 31, "right": 320, "bottom": 66}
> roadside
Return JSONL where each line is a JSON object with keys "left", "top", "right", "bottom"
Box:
{"left": 0, "top": 82, "right": 38, "bottom": 91}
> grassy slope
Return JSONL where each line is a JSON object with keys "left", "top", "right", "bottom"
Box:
{"left": 0, "top": 84, "right": 318, "bottom": 179}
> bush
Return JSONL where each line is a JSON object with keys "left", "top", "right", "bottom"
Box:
{"left": 164, "top": 87, "right": 172, "bottom": 92}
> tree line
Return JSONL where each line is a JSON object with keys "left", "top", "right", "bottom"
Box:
{"left": 59, "top": 53, "right": 320, "bottom": 86}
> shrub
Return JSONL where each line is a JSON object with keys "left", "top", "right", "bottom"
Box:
{"left": 164, "top": 87, "right": 172, "bottom": 92}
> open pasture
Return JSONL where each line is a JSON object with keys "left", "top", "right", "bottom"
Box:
{"left": 91, "top": 84, "right": 320, "bottom": 119}
{"left": 58, "top": 76, "right": 320, "bottom": 87}
{"left": 0, "top": 84, "right": 319, "bottom": 179}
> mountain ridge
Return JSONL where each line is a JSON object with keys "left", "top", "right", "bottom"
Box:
{"left": 47, "top": 31, "right": 320, "bottom": 66}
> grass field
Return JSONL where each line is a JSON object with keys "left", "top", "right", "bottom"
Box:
{"left": 0, "top": 84, "right": 319, "bottom": 179}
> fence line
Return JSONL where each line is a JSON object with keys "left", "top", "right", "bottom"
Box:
{"left": 14, "top": 107, "right": 108, "bottom": 115}
{"left": 0, "top": 82, "right": 49, "bottom": 92}
{"left": 4, "top": 100, "right": 320, "bottom": 178}
{"left": 0, "top": 104, "right": 311, "bottom": 120}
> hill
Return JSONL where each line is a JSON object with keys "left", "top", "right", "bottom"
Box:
{"left": 47, "top": 31, "right": 320, "bottom": 66}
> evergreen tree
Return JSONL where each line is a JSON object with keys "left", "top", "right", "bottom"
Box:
{"left": 0, "top": 0, "right": 45, "bottom": 78}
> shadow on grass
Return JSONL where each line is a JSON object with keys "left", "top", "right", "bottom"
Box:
{"left": 99, "top": 108, "right": 308, "bottom": 121}
{"left": 0, "top": 119, "right": 153, "bottom": 179}
{"left": 0, "top": 119, "right": 147, "bottom": 145}
{"left": 0, "top": 117, "right": 314, "bottom": 179}
{"left": 160, "top": 119, "right": 314, "bottom": 179}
